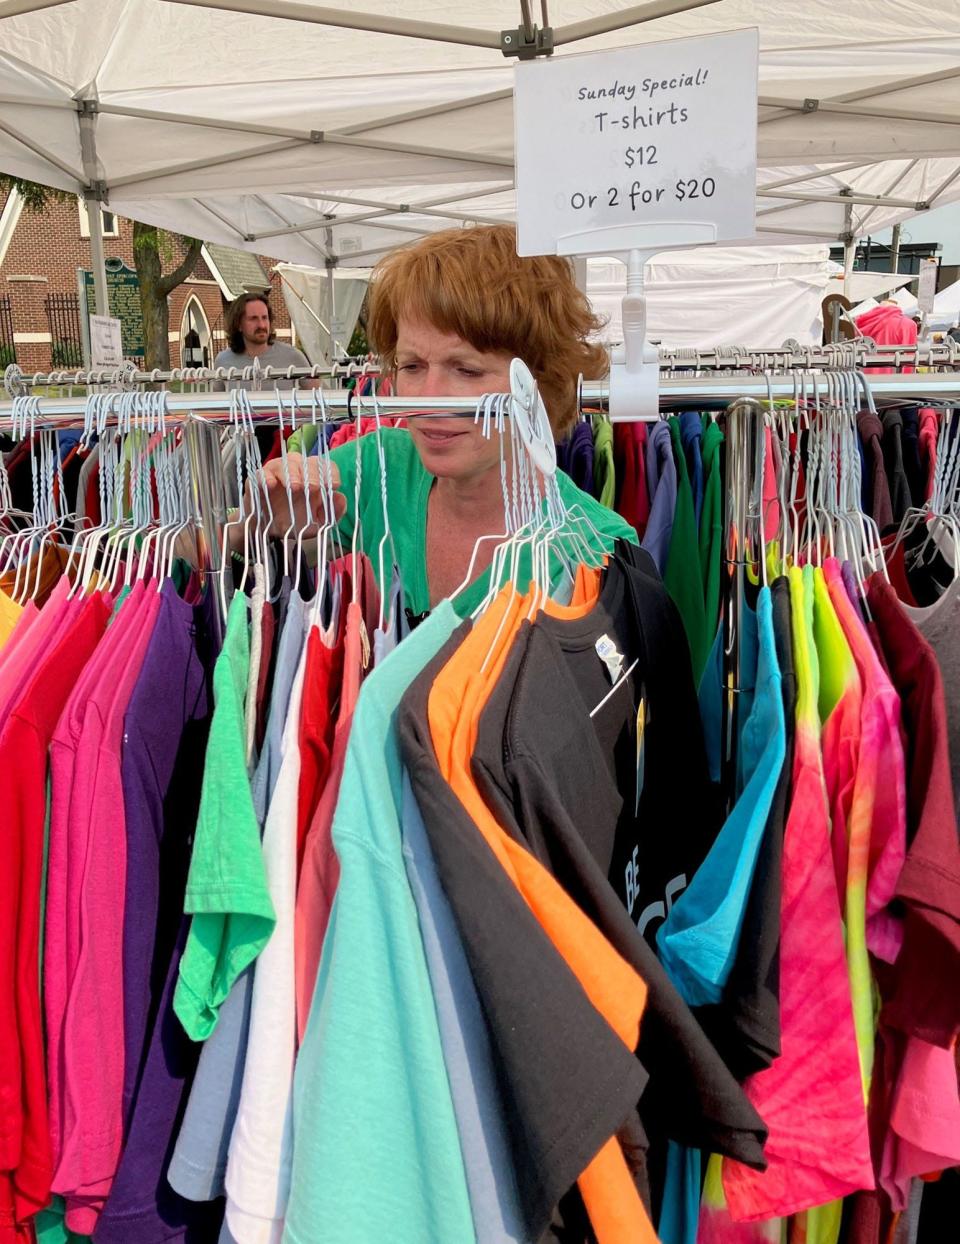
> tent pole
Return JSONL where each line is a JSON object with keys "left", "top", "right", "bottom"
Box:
{"left": 553, "top": 0, "right": 726, "bottom": 45}
{"left": 843, "top": 203, "right": 857, "bottom": 295}
{"left": 159, "top": 0, "right": 499, "bottom": 48}
{"left": 757, "top": 189, "right": 928, "bottom": 210}
{"left": 86, "top": 196, "right": 109, "bottom": 318}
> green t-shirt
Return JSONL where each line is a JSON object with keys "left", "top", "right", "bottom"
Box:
{"left": 174, "top": 592, "right": 275, "bottom": 1041}
{"left": 699, "top": 415, "right": 725, "bottom": 644}
{"left": 664, "top": 416, "right": 709, "bottom": 683}
{"left": 284, "top": 603, "right": 476, "bottom": 1244}
{"left": 591, "top": 414, "right": 616, "bottom": 511}
{"left": 289, "top": 426, "right": 636, "bottom": 617}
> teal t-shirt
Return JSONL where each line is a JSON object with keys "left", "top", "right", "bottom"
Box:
{"left": 283, "top": 602, "right": 476, "bottom": 1244}
{"left": 174, "top": 592, "right": 275, "bottom": 1041}
{"left": 289, "top": 426, "right": 636, "bottom": 616}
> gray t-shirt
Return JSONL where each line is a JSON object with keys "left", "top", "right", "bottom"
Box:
{"left": 213, "top": 343, "right": 311, "bottom": 390}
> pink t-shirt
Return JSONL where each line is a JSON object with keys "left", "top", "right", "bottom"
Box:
{"left": 722, "top": 566, "right": 873, "bottom": 1221}
{"left": 47, "top": 584, "right": 161, "bottom": 1234}
{"left": 877, "top": 1031, "right": 960, "bottom": 1209}
{"left": 295, "top": 600, "right": 367, "bottom": 1043}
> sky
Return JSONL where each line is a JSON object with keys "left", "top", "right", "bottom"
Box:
{"left": 868, "top": 200, "right": 960, "bottom": 265}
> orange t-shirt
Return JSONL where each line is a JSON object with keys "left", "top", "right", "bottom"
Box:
{"left": 428, "top": 579, "right": 658, "bottom": 1244}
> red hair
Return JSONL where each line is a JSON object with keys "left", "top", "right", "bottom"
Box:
{"left": 366, "top": 225, "right": 607, "bottom": 436}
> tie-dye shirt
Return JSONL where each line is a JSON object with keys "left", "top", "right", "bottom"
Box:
{"left": 721, "top": 565, "right": 873, "bottom": 1222}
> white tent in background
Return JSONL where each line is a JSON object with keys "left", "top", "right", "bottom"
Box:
{"left": 273, "top": 264, "right": 369, "bottom": 365}
{"left": 894, "top": 278, "right": 960, "bottom": 329}
{"left": 589, "top": 246, "right": 836, "bottom": 348}
{"left": 2, "top": 0, "right": 960, "bottom": 284}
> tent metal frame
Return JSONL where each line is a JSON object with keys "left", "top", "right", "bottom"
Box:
{"left": 4, "top": 0, "right": 960, "bottom": 302}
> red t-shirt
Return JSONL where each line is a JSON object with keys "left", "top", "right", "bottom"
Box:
{"left": 0, "top": 593, "right": 110, "bottom": 1237}
{"left": 866, "top": 574, "right": 960, "bottom": 1046}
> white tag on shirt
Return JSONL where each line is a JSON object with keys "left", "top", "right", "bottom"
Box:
{"left": 595, "top": 633, "right": 624, "bottom": 685}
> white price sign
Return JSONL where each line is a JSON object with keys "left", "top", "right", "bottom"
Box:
{"left": 514, "top": 28, "right": 759, "bottom": 256}
{"left": 917, "top": 257, "right": 937, "bottom": 315}
{"left": 89, "top": 314, "right": 124, "bottom": 368}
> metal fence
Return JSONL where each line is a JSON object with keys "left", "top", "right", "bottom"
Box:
{"left": 44, "top": 293, "right": 84, "bottom": 370}
{"left": 0, "top": 296, "right": 15, "bottom": 368}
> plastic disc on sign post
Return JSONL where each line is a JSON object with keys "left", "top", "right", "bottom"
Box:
{"left": 510, "top": 358, "right": 557, "bottom": 477}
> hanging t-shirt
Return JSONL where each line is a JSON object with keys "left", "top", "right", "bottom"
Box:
{"left": 167, "top": 594, "right": 308, "bottom": 1212}
{"left": 614, "top": 422, "right": 650, "bottom": 537}
{"left": 699, "top": 416, "right": 724, "bottom": 644}
{"left": 900, "top": 574, "right": 960, "bottom": 814}
{"left": 0, "top": 591, "right": 110, "bottom": 1237}
{"left": 174, "top": 592, "right": 275, "bottom": 1041}
{"left": 399, "top": 771, "right": 526, "bottom": 1244}
{"left": 881, "top": 410, "right": 913, "bottom": 526}
{"left": 858, "top": 412, "right": 895, "bottom": 533}
{"left": 592, "top": 414, "right": 616, "bottom": 510}
{"left": 658, "top": 586, "right": 785, "bottom": 1016}
{"left": 665, "top": 416, "right": 709, "bottom": 682}
{"left": 0, "top": 589, "right": 23, "bottom": 651}
{"left": 400, "top": 618, "right": 653, "bottom": 1244}
{"left": 466, "top": 568, "right": 767, "bottom": 1203}
{"left": 641, "top": 420, "right": 677, "bottom": 575}
{"left": 282, "top": 605, "right": 475, "bottom": 1244}
{"left": 95, "top": 581, "right": 223, "bottom": 1244}
{"left": 424, "top": 583, "right": 657, "bottom": 1244}
{"left": 712, "top": 573, "right": 795, "bottom": 1081}
{"left": 295, "top": 597, "right": 369, "bottom": 1041}
{"left": 679, "top": 410, "right": 704, "bottom": 529}
{"left": 866, "top": 574, "right": 960, "bottom": 1047}
{"left": 47, "top": 584, "right": 162, "bottom": 1235}
{"left": 721, "top": 565, "right": 873, "bottom": 1222}
{"left": 223, "top": 643, "right": 308, "bottom": 1244}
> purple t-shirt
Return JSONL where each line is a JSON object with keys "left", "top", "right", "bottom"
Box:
{"left": 94, "top": 581, "right": 223, "bottom": 1244}
{"left": 641, "top": 420, "right": 678, "bottom": 575}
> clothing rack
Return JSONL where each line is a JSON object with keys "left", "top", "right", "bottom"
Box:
{"left": 1, "top": 372, "right": 958, "bottom": 429}
{"left": 4, "top": 341, "right": 960, "bottom": 397}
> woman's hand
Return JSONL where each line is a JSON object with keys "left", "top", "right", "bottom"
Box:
{"left": 232, "top": 452, "right": 346, "bottom": 545}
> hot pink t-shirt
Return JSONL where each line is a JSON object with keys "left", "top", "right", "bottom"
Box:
{"left": 722, "top": 566, "right": 873, "bottom": 1221}
{"left": 47, "top": 584, "right": 161, "bottom": 1235}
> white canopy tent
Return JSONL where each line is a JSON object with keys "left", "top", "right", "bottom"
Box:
{"left": 891, "top": 277, "right": 960, "bottom": 330}
{"left": 273, "top": 262, "right": 369, "bottom": 364}
{"left": 3, "top": 0, "right": 960, "bottom": 308}
{"left": 588, "top": 246, "right": 919, "bottom": 348}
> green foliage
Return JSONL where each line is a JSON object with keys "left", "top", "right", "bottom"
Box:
{"left": 132, "top": 220, "right": 200, "bottom": 266}
{"left": 347, "top": 321, "right": 369, "bottom": 356}
{"left": 51, "top": 340, "right": 83, "bottom": 368}
{"left": 0, "top": 344, "right": 16, "bottom": 368}
{"left": 0, "top": 175, "right": 72, "bottom": 213}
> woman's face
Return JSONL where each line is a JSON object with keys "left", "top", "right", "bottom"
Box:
{"left": 394, "top": 315, "right": 513, "bottom": 483}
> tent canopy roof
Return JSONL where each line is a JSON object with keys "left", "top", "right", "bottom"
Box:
{"left": 2, "top": 0, "right": 960, "bottom": 266}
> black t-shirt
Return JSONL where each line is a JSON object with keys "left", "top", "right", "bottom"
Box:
{"left": 398, "top": 636, "right": 650, "bottom": 1244}
{"left": 697, "top": 575, "right": 796, "bottom": 1080}
{"left": 471, "top": 552, "right": 767, "bottom": 1214}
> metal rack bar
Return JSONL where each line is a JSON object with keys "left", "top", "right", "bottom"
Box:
{"left": 1, "top": 372, "right": 958, "bottom": 428}
{"left": 6, "top": 342, "right": 959, "bottom": 395}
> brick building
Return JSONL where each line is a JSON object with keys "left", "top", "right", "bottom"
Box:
{"left": 0, "top": 187, "right": 296, "bottom": 374}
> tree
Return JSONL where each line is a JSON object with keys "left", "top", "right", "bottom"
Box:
{"left": 0, "top": 176, "right": 203, "bottom": 369}
{"left": 132, "top": 221, "right": 203, "bottom": 369}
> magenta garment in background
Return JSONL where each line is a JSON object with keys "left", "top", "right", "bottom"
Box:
{"left": 45, "top": 586, "right": 143, "bottom": 1176}
{"left": 48, "top": 584, "right": 161, "bottom": 1235}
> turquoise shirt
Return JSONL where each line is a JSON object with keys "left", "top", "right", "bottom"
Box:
{"left": 290, "top": 426, "right": 636, "bottom": 616}
{"left": 282, "top": 603, "right": 476, "bottom": 1244}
